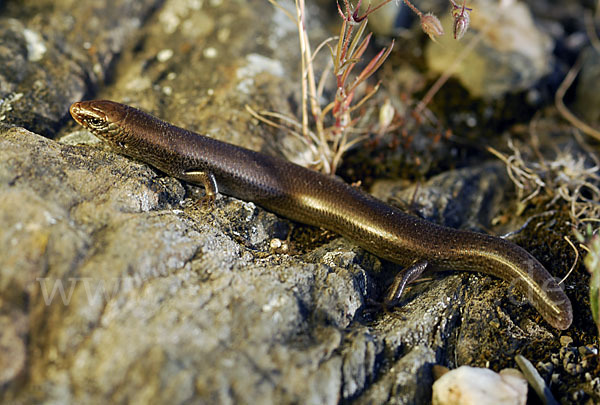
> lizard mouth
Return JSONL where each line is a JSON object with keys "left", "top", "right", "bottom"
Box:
{"left": 69, "top": 102, "right": 85, "bottom": 126}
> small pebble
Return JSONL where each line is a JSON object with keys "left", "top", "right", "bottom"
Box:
{"left": 432, "top": 366, "right": 527, "bottom": 405}
{"left": 578, "top": 345, "right": 596, "bottom": 356}
{"left": 560, "top": 335, "right": 573, "bottom": 347}
{"left": 591, "top": 377, "right": 600, "bottom": 395}
{"left": 536, "top": 361, "right": 553, "bottom": 376}
{"left": 269, "top": 238, "right": 288, "bottom": 254}
{"left": 565, "top": 362, "right": 575, "bottom": 374}
{"left": 203, "top": 47, "right": 217, "bottom": 59}
{"left": 157, "top": 48, "right": 173, "bottom": 62}
{"left": 564, "top": 363, "right": 583, "bottom": 376}
{"left": 581, "top": 358, "right": 589, "bottom": 369}
{"left": 571, "top": 389, "right": 586, "bottom": 401}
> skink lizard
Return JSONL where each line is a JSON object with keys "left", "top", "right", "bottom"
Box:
{"left": 70, "top": 100, "right": 573, "bottom": 330}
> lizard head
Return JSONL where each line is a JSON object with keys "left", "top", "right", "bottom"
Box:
{"left": 70, "top": 100, "right": 129, "bottom": 140}
{"left": 70, "top": 100, "right": 136, "bottom": 154}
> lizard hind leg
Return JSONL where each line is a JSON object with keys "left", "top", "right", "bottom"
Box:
{"left": 183, "top": 170, "right": 218, "bottom": 210}
{"left": 384, "top": 260, "right": 430, "bottom": 306}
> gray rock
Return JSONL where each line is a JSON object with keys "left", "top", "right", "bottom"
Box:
{"left": 0, "top": 123, "right": 541, "bottom": 403}
{"left": 360, "top": 345, "right": 436, "bottom": 404}
{"left": 0, "top": 0, "right": 161, "bottom": 135}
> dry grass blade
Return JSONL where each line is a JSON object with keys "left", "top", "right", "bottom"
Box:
{"left": 254, "top": 0, "right": 398, "bottom": 174}
{"left": 349, "top": 41, "right": 394, "bottom": 93}
{"left": 416, "top": 27, "right": 484, "bottom": 114}
{"left": 346, "top": 19, "right": 368, "bottom": 65}
{"left": 555, "top": 55, "right": 600, "bottom": 142}
{"left": 560, "top": 235, "right": 579, "bottom": 285}
{"left": 349, "top": 82, "right": 381, "bottom": 113}
{"left": 585, "top": 7, "right": 600, "bottom": 53}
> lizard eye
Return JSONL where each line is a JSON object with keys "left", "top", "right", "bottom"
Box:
{"left": 88, "top": 117, "right": 104, "bottom": 127}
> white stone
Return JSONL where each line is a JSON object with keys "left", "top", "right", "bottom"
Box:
{"left": 432, "top": 366, "right": 527, "bottom": 405}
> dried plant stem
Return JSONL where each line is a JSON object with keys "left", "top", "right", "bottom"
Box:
{"left": 560, "top": 235, "right": 579, "bottom": 285}
{"left": 555, "top": 55, "right": 600, "bottom": 142}
{"left": 295, "top": 0, "right": 310, "bottom": 142}
{"left": 259, "top": 0, "right": 394, "bottom": 174}
{"left": 402, "top": 0, "right": 423, "bottom": 18}
{"left": 415, "top": 25, "right": 484, "bottom": 114}
{"left": 586, "top": 5, "right": 600, "bottom": 53}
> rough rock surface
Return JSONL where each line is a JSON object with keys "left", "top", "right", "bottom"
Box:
{"left": 0, "top": 124, "right": 524, "bottom": 403}
{"left": 0, "top": 0, "right": 595, "bottom": 404}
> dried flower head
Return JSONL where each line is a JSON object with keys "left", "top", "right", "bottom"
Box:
{"left": 451, "top": 0, "right": 472, "bottom": 40}
{"left": 420, "top": 13, "right": 444, "bottom": 42}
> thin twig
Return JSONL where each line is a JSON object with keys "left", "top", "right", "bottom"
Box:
{"left": 555, "top": 55, "right": 600, "bottom": 141}
{"left": 500, "top": 211, "right": 557, "bottom": 239}
{"left": 402, "top": 0, "right": 423, "bottom": 18}
{"left": 267, "top": 0, "right": 296, "bottom": 23}
{"left": 559, "top": 235, "right": 579, "bottom": 285}
{"left": 415, "top": 29, "right": 484, "bottom": 114}
{"left": 585, "top": 8, "right": 600, "bottom": 53}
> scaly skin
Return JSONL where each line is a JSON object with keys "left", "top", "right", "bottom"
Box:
{"left": 70, "top": 100, "right": 573, "bottom": 330}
